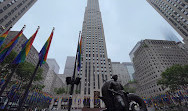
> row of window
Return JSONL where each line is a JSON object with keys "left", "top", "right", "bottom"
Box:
{"left": 139, "top": 83, "right": 165, "bottom": 96}
{"left": 0, "top": 0, "right": 34, "bottom": 28}
{"left": 0, "top": 0, "right": 18, "bottom": 14}
{"left": 151, "top": 0, "right": 188, "bottom": 36}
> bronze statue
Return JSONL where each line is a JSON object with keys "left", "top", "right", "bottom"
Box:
{"left": 100, "top": 75, "right": 147, "bottom": 111}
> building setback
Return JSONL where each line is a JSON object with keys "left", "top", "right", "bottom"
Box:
{"left": 73, "top": 0, "right": 113, "bottom": 108}
{"left": 130, "top": 39, "right": 188, "bottom": 97}
{"left": 146, "top": 0, "right": 188, "bottom": 46}
{"left": 111, "top": 62, "right": 131, "bottom": 86}
{"left": 0, "top": 0, "right": 37, "bottom": 34}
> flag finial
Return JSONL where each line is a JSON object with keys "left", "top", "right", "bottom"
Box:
{"left": 22, "top": 25, "right": 26, "bottom": 30}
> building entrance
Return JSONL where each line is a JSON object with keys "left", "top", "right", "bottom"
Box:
{"left": 94, "top": 91, "right": 100, "bottom": 108}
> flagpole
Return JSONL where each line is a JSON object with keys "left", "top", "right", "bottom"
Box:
{"left": 68, "top": 54, "right": 77, "bottom": 111}
{"left": 68, "top": 31, "right": 81, "bottom": 111}
{"left": 4, "top": 83, "right": 20, "bottom": 110}
{"left": 17, "top": 60, "right": 41, "bottom": 110}
{"left": 0, "top": 64, "right": 19, "bottom": 96}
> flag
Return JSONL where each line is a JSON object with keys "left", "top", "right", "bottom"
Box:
{"left": 11, "top": 83, "right": 21, "bottom": 102}
{"left": 0, "top": 25, "right": 26, "bottom": 63}
{"left": 0, "top": 75, "right": 7, "bottom": 86}
{"left": 0, "top": 26, "right": 12, "bottom": 47}
{"left": 77, "top": 32, "right": 82, "bottom": 71}
{"left": 7, "top": 82, "right": 18, "bottom": 98}
{"left": 39, "top": 28, "right": 54, "bottom": 66}
{"left": 12, "top": 26, "right": 39, "bottom": 64}
{"left": 77, "top": 41, "right": 80, "bottom": 71}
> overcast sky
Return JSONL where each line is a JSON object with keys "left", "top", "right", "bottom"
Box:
{"left": 12, "top": 0, "right": 182, "bottom": 74}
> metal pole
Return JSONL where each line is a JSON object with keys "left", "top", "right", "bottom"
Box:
{"left": 17, "top": 60, "right": 40, "bottom": 111}
{"left": 68, "top": 55, "right": 77, "bottom": 111}
{"left": 0, "top": 64, "right": 18, "bottom": 96}
{"left": 68, "top": 32, "right": 81, "bottom": 111}
{"left": 4, "top": 83, "right": 21, "bottom": 110}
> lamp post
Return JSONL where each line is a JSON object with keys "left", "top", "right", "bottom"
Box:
{"left": 67, "top": 32, "right": 82, "bottom": 111}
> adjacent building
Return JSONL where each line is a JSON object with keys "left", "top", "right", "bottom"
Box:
{"left": 130, "top": 39, "right": 188, "bottom": 97}
{"left": 122, "top": 62, "right": 135, "bottom": 80}
{"left": 43, "top": 68, "right": 57, "bottom": 94}
{"left": 111, "top": 62, "right": 131, "bottom": 86}
{"left": 0, "top": 0, "right": 37, "bottom": 34}
{"left": 46, "top": 59, "right": 60, "bottom": 74}
{"left": 72, "top": 0, "right": 113, "bottom": 108}
{"left": 146, "top": 0, "right": 188, "bottom": 46}
{"left": 43, "top": 59, "right": 65, "bottom": 95}
{"left": 63, "top": 56, "right": 75, "bottom": 76}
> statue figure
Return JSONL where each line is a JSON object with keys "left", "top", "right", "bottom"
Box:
{"left": 100, "top": 75, "right": 147, "bottom": 111}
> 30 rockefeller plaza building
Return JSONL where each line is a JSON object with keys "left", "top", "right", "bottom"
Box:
{"left": 72, "top": 0, "right": 113, "bottom": 108}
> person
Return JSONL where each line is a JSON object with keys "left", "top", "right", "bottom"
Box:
{"left": 107, "top": 75, "right": 129, "bottom": 111}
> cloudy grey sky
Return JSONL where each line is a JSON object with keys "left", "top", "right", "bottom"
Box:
{"left": 12, "top": 0, "right": 182, "bottom": 74}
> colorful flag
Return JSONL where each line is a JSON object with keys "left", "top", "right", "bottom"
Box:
{"left": 0, "top": 26, "right": 12, "bottom": 47}
{"left": 39, "top": 28, "right": 54, "bottom": 66}
{"left": 7, "top": 81, "right": 18, "bottom": 98}
{"left": 0, "top": 75, "right": 7, "bottom": 86}
{"left": 0, "top": 25, "right": 26, "bottom": 63}
{"left": 12, "top": 26, "right": 39, "bottom": 64}
{"left": 12, "top": 84, "right": 21, "bottom": 102}
{"left": 77, "top": 32, "right": 82, "bottom": 71}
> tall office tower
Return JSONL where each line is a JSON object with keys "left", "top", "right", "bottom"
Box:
{"left": 0, "top": 0, "right": 37, "bottom": 34}
{"left": 73, "top": 0, "right": 112, "bottom": 108}
{"left": 63, "top": 56, "right": 75, "bottom": 76}
{"left": 111, "top": 62, "right": 131, "bottom": 86}
{"left": 146, "top": 0, "right": 188, "bottom": 46}
{"left": 130, "top": 39, "right": 188, "bottom": 97}
{"left": 122, "top": 62, "right": 135, "bottom": 80}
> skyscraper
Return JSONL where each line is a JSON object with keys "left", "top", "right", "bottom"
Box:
{"left": 64, "top": 56, "right": 75, "bottom": 76}
{"left": 130, "top": 39, "right": 188, "bottom": 97}
{"left": 0, "top": 0, "right": 37, "bottom": 34}
{"left": 146, "top": 0, "right": 188, "bottom": 46}
{"left": 73, "top": 0, "right": 112, "bottom": 108}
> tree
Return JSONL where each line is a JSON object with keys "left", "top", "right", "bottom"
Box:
{"left": 128, "top": 80, "right": 137, "bottom": 84}
{"left": 54, "top": 87, "right": 66, "bottom": 95}
{"left": 124, "top": 86, "right": 136, "bottom": 93}
{"left": 0, "top": 48, "right": 44, "bottom": 91}
{"left": 16, "top": 61, "right": 43, "bottom": 82}
{"left": 75, "top": 90, "right": 80, "bottom": 94}
{"left": 157, "top": 64, "right": 188, "bottom": 91}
